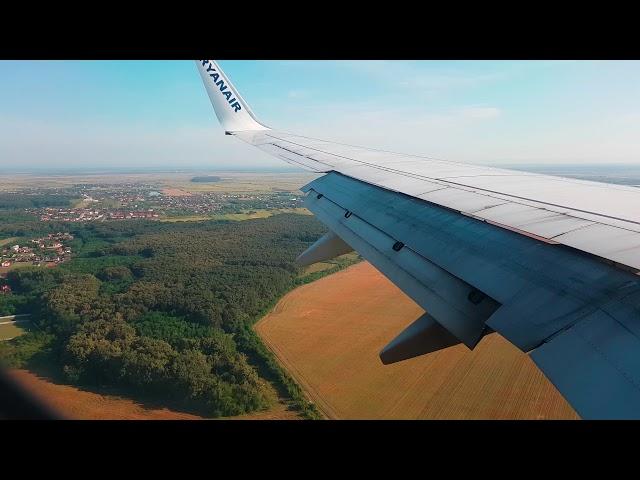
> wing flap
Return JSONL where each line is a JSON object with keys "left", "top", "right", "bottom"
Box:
{"left": 305, "top": 186, "right": 500, "bottom": 348}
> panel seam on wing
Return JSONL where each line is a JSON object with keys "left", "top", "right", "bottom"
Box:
{"left": 265, "top": 133, "right": 640, "bottom": 231}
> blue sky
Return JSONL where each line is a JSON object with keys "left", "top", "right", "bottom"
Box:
{"left": 1, "top": 60, "right": 639, "bottom": 171}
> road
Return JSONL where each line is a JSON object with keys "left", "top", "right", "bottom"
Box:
{"left": 0, "top": 314, "right": 31, "bottom": 325}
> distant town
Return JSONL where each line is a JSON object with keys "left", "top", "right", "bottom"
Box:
{"left": 13, "top": 180, "right": 305, "bottom": 223}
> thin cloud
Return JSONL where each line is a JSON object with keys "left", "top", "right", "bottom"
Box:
{"left": 338, "top": 60, "right": 506, "bottom": 93}
{"left": 287, "top": 89, "right": 310, "bottom": 99}
{"left": 459, "top": 106, "right": 502, "bottom": 119}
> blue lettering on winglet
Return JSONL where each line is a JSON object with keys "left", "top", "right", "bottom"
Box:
{"left": 201, "top": 60, "right": 242, "bottom": 113}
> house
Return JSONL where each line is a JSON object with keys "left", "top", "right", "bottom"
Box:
{"left": 1, "top": 261, "right": 11, "bottom": 268}
{"left": 1, "top": 285, "right": 11, "bottom": 293}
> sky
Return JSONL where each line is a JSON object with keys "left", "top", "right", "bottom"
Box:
{"left": 1, "top": 60, "right": 639, "bottom": 171}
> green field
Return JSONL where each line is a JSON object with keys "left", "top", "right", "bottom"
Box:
{"left": 71, "top": 198, "right": 90, "bottom": 208}
{"left": 300, "top": 252, "right": 361, "bottom": 277}
{"left": 0, "top": 321, "right": 30, "bottom": 341}
{"left": 0, "top": 237, "right": 18, "bottom": 247}
{"left": 0, "top": 262, "right": 39, "bottom": 275}
{"left": 0, "top": 172, "right": 318, "bottom": 194}
{"left": 160, "top": 208, "right": 312, "bottom": 223}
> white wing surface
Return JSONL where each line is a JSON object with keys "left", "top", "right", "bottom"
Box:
{"left": 195, "top": 60, "right": 640, "bottom": 419}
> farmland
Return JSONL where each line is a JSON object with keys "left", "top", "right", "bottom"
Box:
{"left": 159, "top": 208, "right": 312, "bottom": 223}
{"left": 255, "top": 262, "right": 579, "bottom": 420}
{"left": 0, "top": 322, "right": 29, "bottom": 341}
{"left": 161, "top": 188, "right": 192, "bottom": 197}
{"left": 0, "top": 262, "right": 38, "bottom": 275}
{"left": 0, "top": 171, "right": 318, "bottom": 194}
{"left": 0, "top": 237, "right": 18, "bottom": 247}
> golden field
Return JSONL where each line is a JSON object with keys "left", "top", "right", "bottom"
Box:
{"left": 255, "top": 262, "right": 579, "bottom": 420}
{"left": 0, "top": 172, "right": 319, "bottom": 193}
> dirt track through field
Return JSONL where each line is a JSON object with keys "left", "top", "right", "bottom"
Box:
{"left": 255, "top": 262, "right": 579, "bottom": 420}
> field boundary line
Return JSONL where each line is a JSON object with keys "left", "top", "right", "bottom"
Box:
{"left": 257, "top": 324, "right": 339, "bottom": 420}
{"left": 253, "top": 266, "right": 365, "bottom": 420}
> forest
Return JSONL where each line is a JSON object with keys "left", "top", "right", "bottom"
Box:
{"left": 0, "top": 212, "right": 359, "bottom": 418}
{"left": 190, "top": 176, "right": 222, "bottom": 183}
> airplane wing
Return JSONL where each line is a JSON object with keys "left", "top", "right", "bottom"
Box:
{"left": 195, "top": 60, "right": 640, "bottom": 419}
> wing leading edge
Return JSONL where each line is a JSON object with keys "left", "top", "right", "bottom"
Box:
{"left": 195, "top": 60, "right": 640, "bottom": 419}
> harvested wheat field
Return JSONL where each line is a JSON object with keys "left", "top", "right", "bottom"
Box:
{"left": 161, "top": 188, "right": 192, "bottom": 197}
{"left": 255, "top": 262, "right": 579, "bottom": 420}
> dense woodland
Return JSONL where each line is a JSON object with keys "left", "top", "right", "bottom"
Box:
{"left": 0, "top": 210, "right": 359, "bottom": 418}
{"left": 190, "top": 176, "right": 222, "bottom": 183}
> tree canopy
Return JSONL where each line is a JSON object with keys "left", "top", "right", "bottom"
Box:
{"left": 0, "top": 213, "right": 357, "bottom": 417}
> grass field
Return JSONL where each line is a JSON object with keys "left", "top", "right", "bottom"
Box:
{"left": 0, "top": 262, "right": 37, "bottom": 276}
{"left": 170, "top": 173, "right": 320, "bottom": 193}
{"left": 71, "top": 197, "right": 92, "bottom": 208}
{"left": 255, "top": 262, "right": 579, "bottom": 420}
{"left": 160, "top": 208, "right": 312, "bottom": 223}
{"left": 0, "top": 172, "right": 319, "bottom": 193}
{"left": 0, "top": 237, "right": 18, "bottom": 247}
{"left": 300, "top": 252, "right": 361, "bottom": 277}
{"left": 161, "top": 188, "right": 192, "bottom": 197}
{"left": 302, "top": 262, "right": 336, "bottom": 276}
{"left": 0, "top": 321, "right": 30, "bottom": 340}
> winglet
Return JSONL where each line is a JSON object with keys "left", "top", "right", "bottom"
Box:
{"left": 195, "top": 60, "right": 269, "bottom": 133}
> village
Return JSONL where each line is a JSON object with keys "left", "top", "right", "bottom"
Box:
{"left": 34, "top": 206, "right": 160, "bottom": 222}
{"left": 25, "top": 183, "right": 304, "bottom": 222}
{"left": 0, "top": 181, "right": 306, "bottom": 297}
{"left": 0, "top": 232, "right": 74, "bottom": 279}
